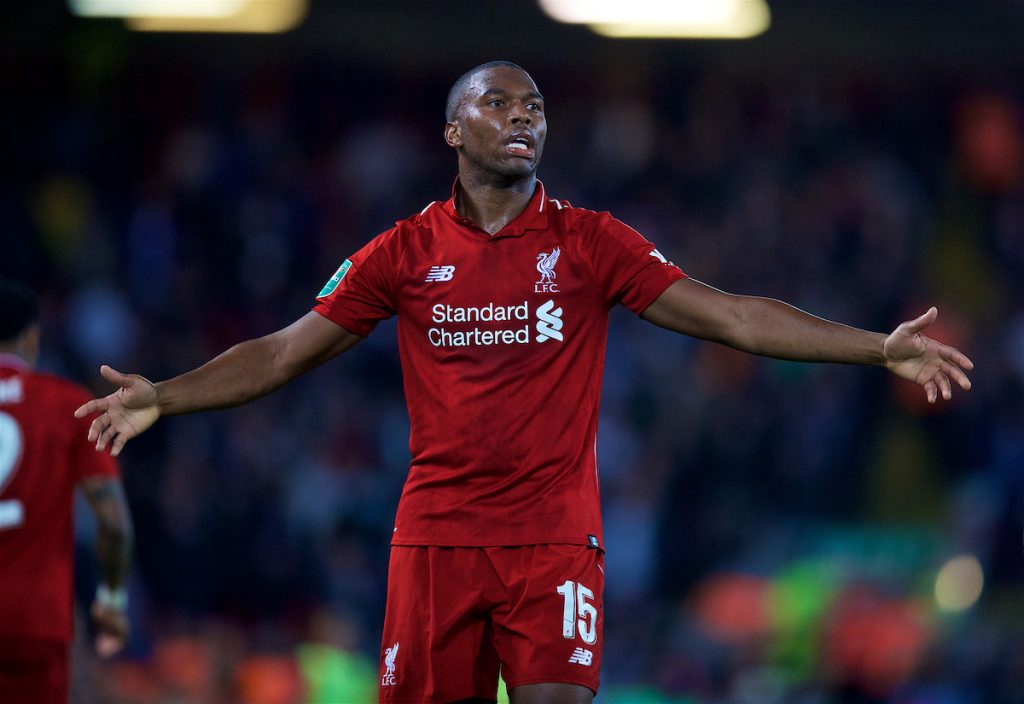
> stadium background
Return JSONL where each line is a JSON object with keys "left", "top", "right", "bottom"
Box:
{"left": 2, "top": 1, "right": 1022, "bottom": 702}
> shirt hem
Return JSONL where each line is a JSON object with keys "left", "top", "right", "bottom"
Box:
{"left": 390, "top": 536, "right": 602, "bottom": 548}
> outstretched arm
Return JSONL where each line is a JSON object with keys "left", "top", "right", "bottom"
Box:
{"left": 79, "top": 476, "right": 132, "bottom": 657}
{"left": 75, "top": 312, "right": 362, "bottom": 456}
{"left": 642, "top": 278, "right": 973, "bottom": 403}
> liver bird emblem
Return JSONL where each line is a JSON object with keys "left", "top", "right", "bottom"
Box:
{"left": 384, "top": 642, "right": 399, "bottom": 676}
{"left": 536, "top": 247, "right": 561, "bottom": 285}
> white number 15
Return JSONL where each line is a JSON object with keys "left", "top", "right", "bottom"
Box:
{"left": 556, "top": 580, "right": 597, "bottom": 645}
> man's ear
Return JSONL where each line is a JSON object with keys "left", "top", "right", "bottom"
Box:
{"left": 444, "top": 121, "right": 462, "bottom": 148}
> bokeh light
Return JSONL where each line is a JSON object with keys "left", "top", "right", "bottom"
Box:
{"left": 934, "top": 554, "right": 984, "bottom": 613}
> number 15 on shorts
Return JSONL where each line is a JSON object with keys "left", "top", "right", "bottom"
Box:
{"left": 556, "top": 580, "right": 597, "bottom": 644}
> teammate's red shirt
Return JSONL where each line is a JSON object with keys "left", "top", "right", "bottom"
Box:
{"left": 0, "top": 355, "right": 119, "bottom": 642}
{"left": 314, "top": 181, "right": 685, "bottom": 547}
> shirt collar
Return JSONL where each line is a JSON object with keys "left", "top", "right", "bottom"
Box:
{"left": 441, "top": 177, "right": 550, "bottom": 239}
{"left": 0, "top": 353, "right": 30, "bottom": 372}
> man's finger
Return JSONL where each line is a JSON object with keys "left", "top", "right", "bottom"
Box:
{"left": 940, "top": 344, "right": 974, "bottom": 371}
{"left": 940, "top": 361, "right": 971, "bottom": 390}
{"left": 110, "top": 434, "right": 128, "bottom": 458}
{"left": 74, "top": 398, "right": 107, "bottom": 419}
{"left": 96, "top": 423, "right": 118, "bottom": 452}
{"left": 924, "top": 380, "right": 938, "bottom": 404}
{"left": 99, "top": 365, "right": 133, "bottom": 387}
{"left": 901, "top": 307, "right": 938, "bottom": 335}
{"left": 937, "top": 372, "right": 952, "bottom": 400}
{"left": 88, "top": 414, "right": 110, "bottom": 443}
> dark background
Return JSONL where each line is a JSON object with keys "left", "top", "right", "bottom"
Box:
{"left": 2, "top": 1, "right": 1022, "bottom": 702}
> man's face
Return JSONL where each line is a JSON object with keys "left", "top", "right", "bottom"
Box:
{"left": 446, "top": 66, "right": 547, "bottom": 181}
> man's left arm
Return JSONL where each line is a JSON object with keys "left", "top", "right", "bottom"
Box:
{"left": 80, "top": 476, "right": 133, "bottom": 657}
{"left": 642, "top": 277, "right": 973, "bottom": 403}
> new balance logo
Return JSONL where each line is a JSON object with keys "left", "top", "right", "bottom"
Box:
{"left": 535, "top": 299, "right": 563, "bottom": 343}
{"left": 568, "top": 647, "right": 593, "bottom": 666}
{"left": 425, "top": 265, "right": 455, "bottom": 282}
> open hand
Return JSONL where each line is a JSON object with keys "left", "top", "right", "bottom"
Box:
{"left": 883, "top": 307, "right": 974, "bottom": 403}
{"left": 74, "top": 365, "right": 160, "bottom": 456}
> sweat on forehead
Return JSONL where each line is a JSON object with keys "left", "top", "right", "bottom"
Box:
{"left": 445, "top": 61, "right": 535, "bottom": 122}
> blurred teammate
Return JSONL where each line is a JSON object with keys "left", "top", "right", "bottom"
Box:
{"left": 0, "top": 282, "right": 132, "bottom": 704}
{"left": 76, "top": 62, "right": 973, "bottom": 703}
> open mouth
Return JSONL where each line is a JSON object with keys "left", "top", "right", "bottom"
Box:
{"left": 504, "top": 134, "right": 536, "bottom": 159}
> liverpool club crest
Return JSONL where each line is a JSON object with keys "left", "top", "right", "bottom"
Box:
{"left": 535, "top": 247, "right": 561, "bottom": 293}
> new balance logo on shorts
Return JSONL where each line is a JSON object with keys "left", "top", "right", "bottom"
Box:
{"left": 425, "top": 265, "right": 455, "bottom": 282}
{"left": 568, "top": 647, "right": 593, "bottom": 666}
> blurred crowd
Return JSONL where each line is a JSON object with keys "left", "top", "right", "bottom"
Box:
{"left": 3, "top": 28, "right": 1022, "bottom": 704}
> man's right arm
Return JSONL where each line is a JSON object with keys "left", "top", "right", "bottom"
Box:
{"left": 156, "top": 311, "right": 362, "bottom": 413}
{"left": 75, "top": 312, "right": 362, "bottom": 456}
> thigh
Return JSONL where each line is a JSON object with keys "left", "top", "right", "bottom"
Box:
{"left": 488, "top": 545, "right": 604, "bottom": 696}
{"left": 0, "top": 636, "right": 68, "bottom": 704}
{"left": 510, "top": 682, "right": 594, "bottom": 704}
{"left": 379, "top": 546, "right": 501, "bottom": 704}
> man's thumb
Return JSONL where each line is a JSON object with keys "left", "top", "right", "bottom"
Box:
{"left": 99, "top": 365, "right": 130, "bottom": 387}
{"left": 903, "top": 306, "right": 937, "bottom": 334}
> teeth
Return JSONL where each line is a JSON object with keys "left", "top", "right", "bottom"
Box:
{"left": 508, "top": 142, "right": 529, "bottom": 152}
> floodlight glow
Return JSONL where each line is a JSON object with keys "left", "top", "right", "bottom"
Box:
{"left": 68, "top": 0, "right": 306, "bottom": 33}
{"left": 934, "top": 554, "right": 983, "bottom": 613}
{"left": 68, "top": 0, "right": 246, "bottom": 18}
{"left": 591, "top": 19, "right": 766, "bottom": 39}
{"left": 537, "top": 0, "right": 770, "bottom": 38}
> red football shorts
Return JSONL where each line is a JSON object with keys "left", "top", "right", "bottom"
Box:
{"left": 379, "top": 544, "right": 605, "bottom": 703}
{"left": 0, "top": 636, "right": 68, "bottom": 704}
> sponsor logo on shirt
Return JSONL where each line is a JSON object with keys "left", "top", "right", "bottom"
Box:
{"left": 535, "top": 300, "right": 563, "bottom": 342}
{"left": 425, "top": 265, "right": 456, "bottom": 282}
{"left": 535, "top": 247, "right": 561, "bottom": 293}
{"left": 568, "top": 647, "right": 593, "bottom": 666}
{"left": 381, "top": 642, "right": 399, "bottom": 686}
{"left": 427, "top": 300, "right": 565, "bottom": 348}
{"left": 317, "top": 260, "right": 352, "bottom": 298}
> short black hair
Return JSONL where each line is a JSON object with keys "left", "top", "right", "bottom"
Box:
{"left": 0, "top": 280, "right": 40, "bottom": 343}
{"left": 445, "top": 61, "right": 532, "bottom": 122}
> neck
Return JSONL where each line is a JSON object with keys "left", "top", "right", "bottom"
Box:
{"left": 455, "top": 169, "right": 537, "bottom": 235}
{"left": 0, "top": 329, "right": 38, "bottom": 368}
{"left": 0, "top": 351, "right": 31, "bottom": 370}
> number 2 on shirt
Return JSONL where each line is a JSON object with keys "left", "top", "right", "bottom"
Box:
{"left": 0, "top": 411, "right": 25, "bottom": 530}
{"left": 556, "top": 580, "right": 597, "bottom": 644}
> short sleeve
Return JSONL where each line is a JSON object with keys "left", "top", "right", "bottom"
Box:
{"left": 585, "top": 212, "right": 686, "bottom": 314}
{"left": 312, "top": 227, "right": 402, "bottom": 336}
{"left": 66, "top": 386, "right": 119, "bottom": 481}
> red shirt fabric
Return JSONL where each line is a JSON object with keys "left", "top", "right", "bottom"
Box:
{"left": 313, "top": 181, "right": 685, "bottom": 547}
{"left": 0, "top": 355, "right": 119, "bottom": 642}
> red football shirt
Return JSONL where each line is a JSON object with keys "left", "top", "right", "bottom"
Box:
{"left": 0, "top": 355, "right": 119, "bottom": 642}
{"left": 314, "top": 181, "right": 685, "bottom": 547}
